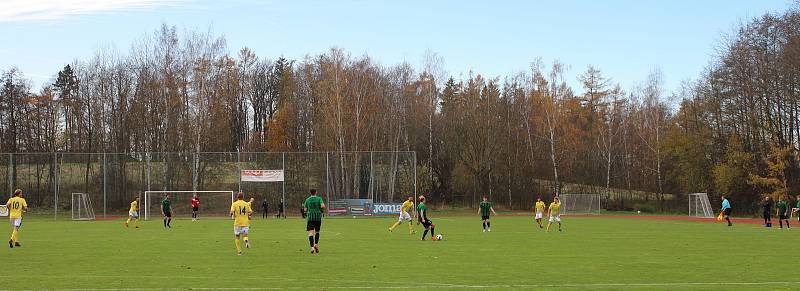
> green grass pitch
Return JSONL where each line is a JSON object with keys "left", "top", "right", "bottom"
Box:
{"left": 3, "top": 215, "right": 798, "bottom": 290}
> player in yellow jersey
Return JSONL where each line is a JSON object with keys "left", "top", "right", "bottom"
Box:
{"left": 546, "top": 196, "right": 562, "bottom": 232}
{"left": 389, "top": 196, "right": 416, "bottom": 234}
{"left": 125, "top": 196, "right": 140, "bottom": 228}
{"left": 7, "top": 189, "right": 27, "bottom": 248}
{"left": 246, "top": 196, "right": 256, "bottom": 229}
{"left": 230, "top": 192, "right": 253, "bottom": 255}
{"left": 533, "top": 196, "right": 546, "bottom": 229}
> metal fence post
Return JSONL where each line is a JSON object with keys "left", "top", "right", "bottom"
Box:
{"left": 146, "top": 153, "right": 151, "bottom": 191}
{"left": 7, "top": 154, "right": 11, "bottom": 197}
{"left": 237, "top": 150, "right": 242, "bottom": 193}
{"left": 103, "top": 153, "right": 107, "bottom": 218}
{"left": 281, "top": 152, "right": 286, "bottom": 208}
{"left": 369, "top": 152, "right": 374, "bottom": 202}
{"left": 325, "top": 152, "right": 330, "bottom": 204}
{"left": 192, "top": 152, "right": 198, "bottom": 192}
{"left": 53, "top": 152, "right": 58, "bottom": 220}
{"left": 413, "top": 151, "right": 417, "bottom": 202}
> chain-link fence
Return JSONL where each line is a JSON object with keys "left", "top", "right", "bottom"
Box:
{"left": 0, "top": 151, "right": 417, "bottom": 219}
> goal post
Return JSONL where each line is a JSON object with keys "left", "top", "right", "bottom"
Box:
{"left": 143, "top": 190, "right": 235, "bottom": 220}
{"left": 688, "top": 193, "right": 714, "bottom": 218}
{"left": 71, "top": 193, "right": 96, "bottom": 221}
{"left": 559, "top": 194, "right": 601, "bottom": 215}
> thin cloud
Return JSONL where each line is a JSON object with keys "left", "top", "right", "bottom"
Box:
{"left": 22, "top": 72, "right": 52, "bottom": 80}
{"left": 0, "top": 0, "right": 183, "bottom": 22}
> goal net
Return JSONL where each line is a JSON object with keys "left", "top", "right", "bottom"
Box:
{"left": 688, "top": 193, "right": 714, "bottom": 218}
{"left": 71, "top": 193, "right": 96, "bottom": 221}
{"left": 559, "top": 194, "right": 601, "bottom": 215}
{"left": 143, "top": 191, "right": 235, "bottom": 220}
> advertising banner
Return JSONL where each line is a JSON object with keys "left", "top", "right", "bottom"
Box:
{"left": 241, "top": 170, "right": 284, "bottom": 182}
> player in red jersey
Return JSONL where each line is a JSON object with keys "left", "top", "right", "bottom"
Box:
{"left": 191, "top": 194, "right": 200, "bottom": 221}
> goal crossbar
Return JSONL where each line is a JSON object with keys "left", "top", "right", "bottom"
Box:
{"left": 143, "top": 190, "right": 234, "bottom": 220}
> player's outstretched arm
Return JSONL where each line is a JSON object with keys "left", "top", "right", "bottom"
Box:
{"left": 491, "top": 207, "right": 497, "bottom": 216}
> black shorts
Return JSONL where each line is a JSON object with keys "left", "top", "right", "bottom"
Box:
{"left": 419, "top": 219, "right": 434, "bottom": 228}
{"left": 481, "top": 215, "right": 490, "bottom": 220}
{"left": 723, "top": 209, "right": 731, "bottom": 216}
{"left": 306, "top": 220, "right": 321, "bottom": 232}
{"left": 164, "top": 211, "right": 172, "bottom": 218}
{"left": 192, "top": 206, "right": 199, "bottom": 212}
{"left": 780, "top": 214, "right": 789, "bottom": 220}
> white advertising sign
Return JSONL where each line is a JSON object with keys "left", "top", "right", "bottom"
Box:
{"left": 241, "top": 170, "right": 284, "bottom": 182}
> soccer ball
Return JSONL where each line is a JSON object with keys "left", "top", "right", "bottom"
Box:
{"left": 436, "top": 234, "right": 443, "bottom": 241}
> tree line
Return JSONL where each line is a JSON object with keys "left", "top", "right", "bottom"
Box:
{"left": 2, "top": 7, "right": 800, "bottom": 212}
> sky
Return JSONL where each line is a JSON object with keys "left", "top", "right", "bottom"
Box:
{"left": 0, "top": 0, "right": 795, "bottom": 95}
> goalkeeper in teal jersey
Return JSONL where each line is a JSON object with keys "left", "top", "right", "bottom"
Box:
{"left": 478, "top": 196, "right": 497, "bottom": 232}
{"left": 303, "top": 189, "right": 326, "bottom": 254}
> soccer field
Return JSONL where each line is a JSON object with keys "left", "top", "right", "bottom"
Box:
{"left": 4, "top": 215, "right": 797, "bottom": 290}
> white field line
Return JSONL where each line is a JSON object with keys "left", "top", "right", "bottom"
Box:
{"left": 0, "top": 275, "right": 797, "bottom": 290}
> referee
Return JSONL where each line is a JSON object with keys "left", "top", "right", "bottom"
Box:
{"left": 720, "top": 195, "right": 732, "bottom": 227}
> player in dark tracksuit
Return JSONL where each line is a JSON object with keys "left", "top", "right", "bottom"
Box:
{"left": 277, "top": 201, "right": 286, "bottom": 219}
{"left": 762, "top": 196, "right": 773, "bottom": 227}
{"left": 261, "top": 199, "right": 268, "bottom": 219}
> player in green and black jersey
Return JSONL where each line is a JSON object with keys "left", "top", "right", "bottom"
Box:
{"left": 303, "top": 189, "right": 326, "bottom": 254}
{"left": 418, "top": 195, "right": 437, "bottom": 241}
{"left": 777, "top": 196, "right": 790, "bottom": 229}
{"left": 161, "top": 194, "right": 172, "bottom": 228}
{"left": 478, "top": 196, "right": 497, "bottom": 232}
